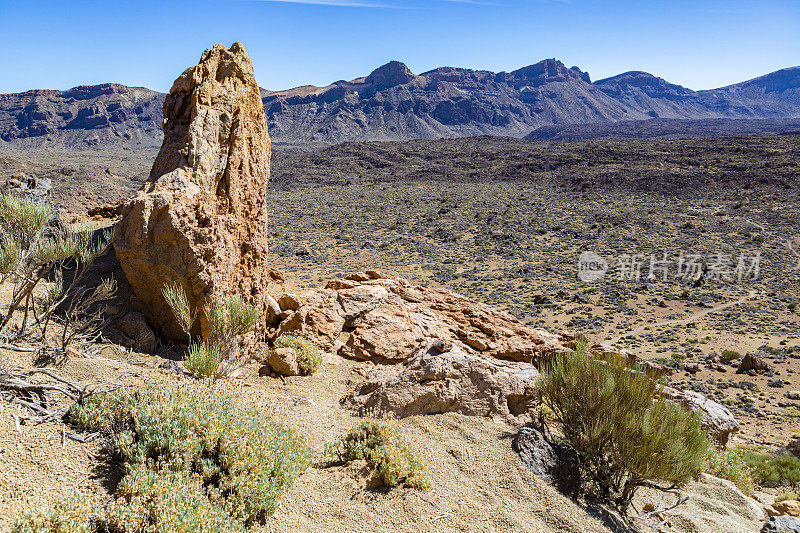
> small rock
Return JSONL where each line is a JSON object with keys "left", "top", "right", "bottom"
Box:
{"left": 278, "top": 293, "right": 301, "bottom": 312}
{"left": 788, "top": 438, "right": 800, "bottom": 458}
{"left": 762, "top": 515, "right": 800, "bottom": 532}
{"left": 265, "top": 295, "right": 282, "bottom": 326}
{"left": 430, "top": 339, "right": 453, "bottom": 354}
{"left": 268, "top": 347, "right": 300, "bottom": 376}
{"left": 684, "top": 362, "right": 701, "bottom": 373}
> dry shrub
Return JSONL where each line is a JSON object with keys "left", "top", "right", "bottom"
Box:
{"left": 0, "top": 192, "right": 115, "bottom": 350}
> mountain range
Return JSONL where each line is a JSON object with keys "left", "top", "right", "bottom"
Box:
{"left": 1, "top": 58, "right": 799, "bottom": 149}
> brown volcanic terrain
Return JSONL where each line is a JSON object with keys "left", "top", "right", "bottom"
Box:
{"left": 2, "top": 134, "right": 799, "bottom": 451}
{"left": 1, "top": 60, "right": 799, "bottom": 149}
{"left": 1, "top": 133, "right": 799, "bottom": 532}
{"left": 0, "top": 135, "right": 800, "bottom": 444}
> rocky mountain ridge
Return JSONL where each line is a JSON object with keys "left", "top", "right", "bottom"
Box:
{"left": 1, "top": 59, "right": 799, "bottom": 148}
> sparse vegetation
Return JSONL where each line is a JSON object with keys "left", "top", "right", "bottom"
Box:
{"left": 11, "top": 386, "right": 312, "bottom": 532}
{"left": 741, "top": 449, "right": 800, "bottom": 486}
{"left": 327, "top": 420, "right": 431, "bottom": 490}
{"left": 705, "top": 446, "right": 755, "bottom": 495}
{"left": 721, "top": 350, "right": 741, "bottom": 362}
{"left": 0, "top": 192, "right": 115, "bottom": 351}
{"left": 163, "top": 284, "right": 259, "bottom": 380}
{"left": 274, "top": 334, "right": 322, "bottom": 375}
{"left": 535, "top": 339, "right": 710, "bottom": 512}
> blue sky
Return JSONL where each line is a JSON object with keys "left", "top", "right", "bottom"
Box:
{"left": 1, "top": 0, "right": 798, "bottom": 94}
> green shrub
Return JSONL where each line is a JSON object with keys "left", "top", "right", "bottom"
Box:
{"left": 721, "top": 350, "right": 741, "bottom": 362}
{"left": 24, "top": 385, "right": 313, "bottom": 531}
{"left": 274, "top": 334, "right": 322, "bottom": 375}
{"left": 105, "top": 466, "right": 244, "bottom": 532}
{"left": 11, "top": 492, "right": 94, "bottom": 533}
{"left": 742, "top": 450, "right": 800, "bottom": 486}
{"left": 776, "top": 491, "right": 800, "bottom": 502}
{"left": 705, "top": 446, "right": 755, "bottom": 495}
{"left": 536, "top": 340, "right": 710, "bottom": 512}
{"left": 163, "top": 284, "right": 259, "bottom": 380}
{"left": 327, "top": 420, "right": 430, "bottom": 490}
{"left": 185, "top": 341, "right": 227, "bottom": 381}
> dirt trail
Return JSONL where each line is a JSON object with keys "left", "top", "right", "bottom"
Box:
{"left": 607, "top": 290, "right": 759, "bottom": 345}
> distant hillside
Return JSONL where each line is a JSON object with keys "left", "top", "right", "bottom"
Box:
{"left": 0, "top": 84, "right": 164, "bottom": 149}
{"left": 525, "top": 117, "right": 800, "bottom": 141}
{"left": 1, "top": 61, "right": 799, "bottom": 149}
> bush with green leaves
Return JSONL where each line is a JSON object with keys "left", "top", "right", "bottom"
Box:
{"left": 12, "top": 386, "right": 311, "bottom": 532}
{"left": 69, "top": 386, "right": 311, "bottom": 524}
{"left": 705, "top": 446, "right": 755, "bottom": 495}
{"left": 0, "top": 193, "right": 114, "bottom": 349}
{"left": 742, "top": 449, "right": 800, "bottom": 486}
{"left": 721, "top": 350, "right": 741, "bottom": 362}
{"left": 326, "top": 420, "right": 430, "bottom": 490}
{"left": 535, "top": 340, "right": 710, "bottom": 513}
{"left": 274, "top": 334, "right": 322, "bottom": 375}
{"left": 163, "top": 284, "right": 259, "bottom": 380}
{"left": 11, "top": 492, "right": 95, "bottom": 533}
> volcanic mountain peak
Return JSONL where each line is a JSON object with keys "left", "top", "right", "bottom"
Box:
{"left": 2, "top": 60, "right": 800, "bottom": 148}
{"left": 503, "top": 58, "right": 591, "bottom": 87}
{"left": 716, "top": 66, "right": 800, "bottom": 94}
{"left": 365, "top": 60, "right": 417, "bottom": 88}
{"left": 594, "top": 70, "right": 696, "bottom": 99}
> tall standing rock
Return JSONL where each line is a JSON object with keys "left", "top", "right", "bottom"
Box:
{"left": 113, "top": 42, "right": 279, "bottom": 345}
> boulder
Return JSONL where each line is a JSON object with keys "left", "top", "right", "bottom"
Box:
{"left": 513, "top": 426, "right": 579, "bottom": 494}
{"left": 763, "top": 516, "right": 800, "bottom": 533}
{"left": 738, "top": 353, "right": 774, "bottom": 376}
{"left": 773, "top": 500, "right": 800, "bottom": 518}
{"left": 115, "top": 311, "right": 156, "bottom": 353}
{"left": 635, "top": 474, "right": 765, "bottom": 533}
{"left": 342, "top": 344, "right": 540, "bottom": 423}
{"left": 265, "top": 295, "right": 282, "bottom": 326}
{"left": 277, "top": 293, "right": 301, "bottom": 312}
{"left": 662, "top": 387, "right": 740, "bottom": 447}
{"left": 112, "top": 42, "right": 279, "bottom": 349}
{"left": 276, "top": 289, "right": 345, "bottom": 352}
{"left": 279, "top": 272, "right": 574, "bottom": 363}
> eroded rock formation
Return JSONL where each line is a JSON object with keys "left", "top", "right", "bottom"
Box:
{"left": 113, "top": 42, "right": 279, "bottom": 345}
{"left": 277, "top": 271, "right": 573, "bottom": 363}
{"left": 275, "top": 271, "right": 738, "bottom": 439}
{"left": 343, "top": 345, "right": 541, "bottom": 423}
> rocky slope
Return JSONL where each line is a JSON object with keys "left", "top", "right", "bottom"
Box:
{"left": 0, "top": 83, "right": 164, "bottom": 148}
{"left": 1, "top": 60, "right": 799, "bottom": 148}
